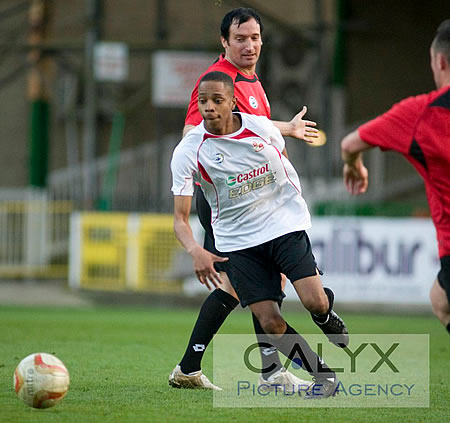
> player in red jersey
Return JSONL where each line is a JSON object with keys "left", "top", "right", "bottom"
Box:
{"left": 183, "top": 10, "right": 316, "bottom": 140}
{"left": 170, "top": 8, "right": 348, "bottom": 391}
{"left": 341, "top": 20, "right": 450, "bottom": 333}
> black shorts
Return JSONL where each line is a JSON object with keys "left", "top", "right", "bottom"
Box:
{"left": 221, "top": 231, "right": 319, "bottom": 307}
{"left": 195, "top": 187, "right": 226, "bottom": 272}
{"left": 438, "top": 255, "right": 450, "bottom": 303}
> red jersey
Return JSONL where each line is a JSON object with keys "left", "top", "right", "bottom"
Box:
{"left": 185, "top": 54, "right": 271, "bottom": 127}
{"left": 358, "top": 86, "right": 450, "bottom": 257}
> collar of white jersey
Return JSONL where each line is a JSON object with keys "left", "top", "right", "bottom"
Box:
{"left": 201, "top": 112, "right": 247, "bottom": 139}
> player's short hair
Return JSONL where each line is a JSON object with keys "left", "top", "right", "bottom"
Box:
{"left": 199, "top": 71, "right": 234, "bottom": 94}
{"left": 431, "top": 19, "right": 450, "bottom": 62}
{"left": 220, "top": 7, "right": 264, "bottom": 42}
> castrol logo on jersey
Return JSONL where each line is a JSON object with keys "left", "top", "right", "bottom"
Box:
{"left": 226, "top": 163, "right": 269, "bottom": 185}
{"left": 226, "top": 175, "right": 237, "bottom": 186}
{"left": 226, "top": 163, "right": 276, "bottom": 198}
{"left": 249, "top": 96, "right": 258, "bottom": 109}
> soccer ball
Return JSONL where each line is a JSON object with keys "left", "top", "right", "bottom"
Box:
{"left": 14, "top": 353, "right": 70, "bottom": 409}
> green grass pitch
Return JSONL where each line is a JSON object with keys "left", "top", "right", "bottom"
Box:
{"left": 0, "top": 305, "right": 448, "bottom": 422}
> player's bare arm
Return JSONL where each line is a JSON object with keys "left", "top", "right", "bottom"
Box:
{"left": 173, "top": 195, "right": 227, "bottom": 290}
{"left": 272, "top": 106, "right": 318, "bottom": 142}
{"left": 341, "top": 130, "right": 372, "bottom": 195}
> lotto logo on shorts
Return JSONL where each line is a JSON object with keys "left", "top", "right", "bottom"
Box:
{"left": 228, "top": 173, "right": 275, "bottom": 199}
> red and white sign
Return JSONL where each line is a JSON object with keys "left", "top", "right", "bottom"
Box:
{"left": 94, "top": 42, "right": 129, "bottom": 82}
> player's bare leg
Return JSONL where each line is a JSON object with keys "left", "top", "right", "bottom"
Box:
{"left": 430, "top": 279, "right": 450, "bottom": 329}
{"left": 292, "top": 273, "right": 328, "bottom": 315}
{"left": 249, "top": 300, "right": 286, "bottom": 335}
{"left": 217, "top": 271, "right": 238, "bottom": 298}
{"left": 292, "top": 272, "right": 349, "bottom": 348}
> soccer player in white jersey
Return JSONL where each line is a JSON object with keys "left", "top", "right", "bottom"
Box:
{"left": 171, "top": 71, "right": 347, "bottom": 398}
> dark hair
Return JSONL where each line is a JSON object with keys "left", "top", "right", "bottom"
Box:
{"left": 199, "top": 71, "right": 234, "bottom": 94}
{"left": 431, "top": 19, "right": 450, "bottom": 62}
{"left": 220, "top": 7, "right": 263, "bottom": 41}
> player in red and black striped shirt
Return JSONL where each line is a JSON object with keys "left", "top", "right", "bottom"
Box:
{"left": 341, "top": 20, "right": 450, "bottom": 333}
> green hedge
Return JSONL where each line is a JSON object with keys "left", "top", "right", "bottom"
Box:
{"left": 313, "top": 201, "right": 430, "bottom": 217}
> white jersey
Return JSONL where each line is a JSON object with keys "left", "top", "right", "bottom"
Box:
{"left": 171, "top": 113, "right": 311, "bottom": 252}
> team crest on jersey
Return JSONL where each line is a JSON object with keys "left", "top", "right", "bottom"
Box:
{"left": 213, "top": 153, "right": 224, "bottom": 163}
{"left": 252, "top": 141, "right": 264, "bottom": 152}
{"left": 249, "top": 96, "right": 258, "bottom": 109}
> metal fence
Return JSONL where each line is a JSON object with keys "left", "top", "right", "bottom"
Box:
{"left": 0, "top": 189, "right": 72, "bottom": 278}
{"left": 48, "top": 134, "right": 179, "bottom": 213}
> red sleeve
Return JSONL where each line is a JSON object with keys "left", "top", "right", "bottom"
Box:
{"left": 358, "top": 95, "right": 427, "bottom": 154}
{"left": 184, "top": 78, "right": 202, "bottom": 127}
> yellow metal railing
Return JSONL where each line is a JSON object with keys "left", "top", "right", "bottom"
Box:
{"left": 71, "top": 213, "right": 184, "bottom": 293}
{"left": 135, "top": 214, "right": 182, "bottom": 292}
{"left": 80, "top": 214, "right": 128, "bottom": 290}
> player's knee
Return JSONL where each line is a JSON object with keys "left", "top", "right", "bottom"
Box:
{"left": 430, "top": 281, "right": 450, "bottom": 324}
{"left": 303, "top": 293, "right": 328, "bottom": 315}
{"left": 431, "top": 306, "right": 450, "bottom": 326}
{"left": 430, "top": 295, "right": 447, "bottom": 323}
{"left": 430, "top": 298, "right": 440, "bottom": 318}
{"left": 259, "top": 314, "right": 286, "bottom": 335}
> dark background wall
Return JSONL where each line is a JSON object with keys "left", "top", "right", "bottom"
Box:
{"left": 0, "top": 0, "right": 447, "bottom": 195}
{"left": 346, "top": 0, "right": 446, "bottom": 122}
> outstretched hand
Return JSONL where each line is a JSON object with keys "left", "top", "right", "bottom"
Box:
{"left": 343, "top": 162, "right": 369, "bottom": 195}
{"left": 288, "top": 106, "right": 319, "bottom": 142}
{"left": 190, "top": 245, "right": 228, "bottom": 291}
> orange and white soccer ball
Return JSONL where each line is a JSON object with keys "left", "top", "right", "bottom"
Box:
{"left": 14, "top": 353, "right": 70, "bottom": 409}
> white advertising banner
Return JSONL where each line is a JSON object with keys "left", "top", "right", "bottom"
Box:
{"left": 282, "top": 217, "right": 439, "bottom": 305}
{"left": 152, "top": 50, "right": 218, "bottom": 107}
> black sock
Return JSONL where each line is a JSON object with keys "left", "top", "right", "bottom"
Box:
{"left": 270, "top": 323, "right": 335, "bottom": 379}
{"left": 312, "top": 287, "right": 334, "bottom": 324}
{"left": 252, "top": 313, "right": 283, "bottom": 380}
{"left": 447, "top": 323, "right": 450, "bottom": 334}
{"left": 179, "top": 289, "right": 239, "bottom": 374}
